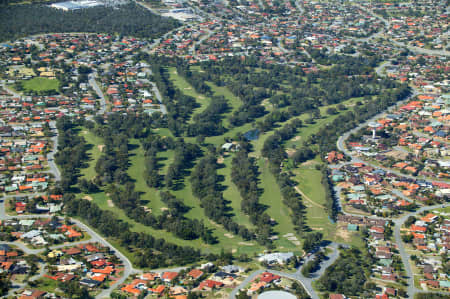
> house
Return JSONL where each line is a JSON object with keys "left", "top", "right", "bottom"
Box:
{"left": 80, "top": 278, "right": 102, "bottom": 288}
{"left": 140, "top": 272, "right": 159, "bottom": 281}
{"left": 259, "top": 272, "right": 281, "bottom": 283}
{"left": 258, "top": 252, "right": 294, "bottom": 264}
{"left": 329, "top": 295, "right": 346, "bottom": 299}
{"left": 198, "top": 279, "right": 224, "bottom": 291}
{"left": 162, "top": 271, "right": 178, "bottom": 283}
{"left": 247, "top": 281, "right": 267, "bottom": 295}
{"left": 18, "top": 289, "right": 47, "bottom": 299}
{"left": 187, "top": 269, "right": 203, "bottom": 280}
{"left": 149, "top": 285, "right": 165, "bottom": 296}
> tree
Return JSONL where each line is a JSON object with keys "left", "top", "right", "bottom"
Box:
{"left": 0, "top": 273, "right": 10, "bottom": 296}
{"left": 236, "top": 291, "right": 250, "bottom": 299}
{"left": 303, "top": 232, "right": 323, "bottom": 253}
{"left": 326, "top": 107, "right": 337, "bottom": 115}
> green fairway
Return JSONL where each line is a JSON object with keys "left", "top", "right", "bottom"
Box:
{"left": 127, "top": 139, "right": 167, "bottom": 216}
{"left": 218, "top": 155, "right": 255, "bottom": 229}
{"left": 80, "top": 128, "right": 103, "bottom": 181}
{"left": 292, "top": 159, "right": 365, "bottom": 248}
{"left": 21, "top": 77, "right": 59, "bottom": 93}
{"left": 87, "top": 190, "right": 264, "bottom": 256}
{"left": 204, "top": 81, "right": 242, "bottom": 127}
{"left": 257, "top": 157, "right": 298, "bottom": 250}
{"left": 167, "top": 67, "right": 210, "bottom": 123}
{"left": 293, "top": 163, "right": 336, "bottom": 240}
{"left": 79, "top": 133, "right": 266, "bottom": 257}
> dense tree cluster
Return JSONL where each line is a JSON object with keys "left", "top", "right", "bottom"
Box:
{"left": 302, "top": 232, "right": 323, "bottom": 253}
{"left": 109, "top": 184, "right": 215, "bottom": 243}
{"left": 320, "top": 166, "right": 338, "bottom": 220}
{"left": 0, "top": 273, "right": 10, "bottom": 296}
{"left": 231, "top": 150, "right": 273, "bottom": 246}
{"left": 165, "top": 139, "right": 202, "bottom": 189}
{"left": 261, "top": 120, "right": 310, "bottom": 234}
{"left": 54, "top": 116, "right": 88, "bottom": 191}
{"left": 191, "top": 154, "right": 254, "bottom": 241}
{"left": 176, "top": 64, "right": 212, "bottom": 95}
{"left": 150, "top": 63, "right": 199, "bottom": 136}
{"left": 92, "top": 113, "right": 153, "bottom": 185}
{"left": 301, "top": 251, "right": 325, "bottom": 278}
{"left": 187, "top": 95, "right": 229, "bottom": 137}
{"left": 316, "top": 247, "right": 374, "bottom": 296}
{"left": 0, "top": 3, "right": 180, "bottom": 42}
{"left": 64, "top": 194, "right": 203, "bottom": 268}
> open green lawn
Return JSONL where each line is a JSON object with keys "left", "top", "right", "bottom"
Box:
{"left": 33, "top": 277, "right": 62, "bottom": 294}
{"left": 21, "top": 77, "right": 59, "bottom": 93}
{"left": 167, "top": 67, "right": 210, "bottom": 123}
{"left": 204, "top": 81, "right": 242, "bottom": 127}
{"left": 218, "top": 155, "right": 254, "bottom": 229}
{"left": 87, "top": 190, "right": 263, "bottom": 256}
{"left": 127, "top": 139, "right": 167, "bottom": 216}
{"left": 80, "top": 128, "right": 103, "bottom": 181}
{"left": 78, "top": 133, "right": 265, "bottom": 258}
{"left": 257, "top": 157, "right": 298, "bottom": 251}
{"left": 75, "top": 79, "right": 367, "bottom": 262}
{"left": 293, "top": 162, "right": 336, "bottom": 240}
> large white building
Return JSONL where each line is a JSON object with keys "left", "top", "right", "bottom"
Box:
{"left": 50, "top": 0, "right": 104, "bottom": 11}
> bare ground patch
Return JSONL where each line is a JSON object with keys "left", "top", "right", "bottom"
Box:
{"left": 107, "top": 199, "right": 114, "bottom": 207}
{"left": 335, "top": 225, "right": 351, "bottom": 241}
{"left": 311, "top": 227, "right": 324, "bottom": 231}
{"left": 285, "top": 148, "right": 296, "bottom": 157}
{"left": 238, "top": 242, "right": 254, "bottom": 246}
{"left": 301, "top": 160, "right": 319, "bottom": 167}
{"left": 98, "top": 145, "right": 105, "bottom": 152}
{"left": 83, "top": 195, "right": 93, "bottom": 201}
{"left": 344, "top": 204, "right": 371, "bottom": 216}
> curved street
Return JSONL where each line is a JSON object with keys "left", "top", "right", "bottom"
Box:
{"left": 334, "top": 87, "right": 450, "bottom": 298}
{"left": 229, "top": 243, "right": 342, "bottom": 299}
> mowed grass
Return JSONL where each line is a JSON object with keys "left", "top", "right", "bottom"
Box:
{"left": 293, "top": 162, "right": 336, "bottom": 241}
{"left": 292, "top": 158, "right": 365, "bottom": 249}
{"left": 78, "top": 132, "right": 264, "bottom": 257}
{"left": 127, "top": 139, "right": 167, "bottom": 216}
{"left": 87, "top": 189, "right": 263, "bottom": 256}
{"left": 22, "top": 77, "right": 59, "bottom": 92}
{"left": 80, "top": 128, "right": 103, "bottom": 181}
{"left": 257, "top": 157, "right": 298, "bottom": 250}
{"left": 205, "top": 81, "right": 242, "bottom": 127}
{"left": 167, "top": 67, "right": 210, "bottom": 123}
{"left": 218, "top": 155, "right": 255, "bottom": 229}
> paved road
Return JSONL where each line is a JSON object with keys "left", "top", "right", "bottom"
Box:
{"left": 190, "top": 29, "right": 214, "bottom": 58}
{"left": 88, "top": 73, "right": 106, "bottom": 115}
{"left": 0, "top": 84, "right": 21, "bottom": 98}
{"left": 47, "top": 121, "right": 61, "bottom": 182}
{"left": 392, "top": 204, "right": 450, "bottom": 298}
{"left": 135, "top": 1, "right": 160, "bottom": 15}
{"left": 336, "top": 87, "right": 450, "bottom": 186}
{"left": 150, "top": 82, "right": 167, "bottom": 115}
{"left": 0, "top": 241, "right": 43, "bottom": 255}
{"left": 333, "top": 83, "right": 450, "bottom": 297}
{"left": 229, "top": 243, "right": 342, "bottom": 299}
{"left": 356, "top": 4, "right": 450, "bottom": 57}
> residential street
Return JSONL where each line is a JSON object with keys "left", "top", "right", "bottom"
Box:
{"left": 88, "top": 72, "right": 106, "bottom": 115}
{"left": 229, "top": 243, "right": 342, "bottom": 299}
